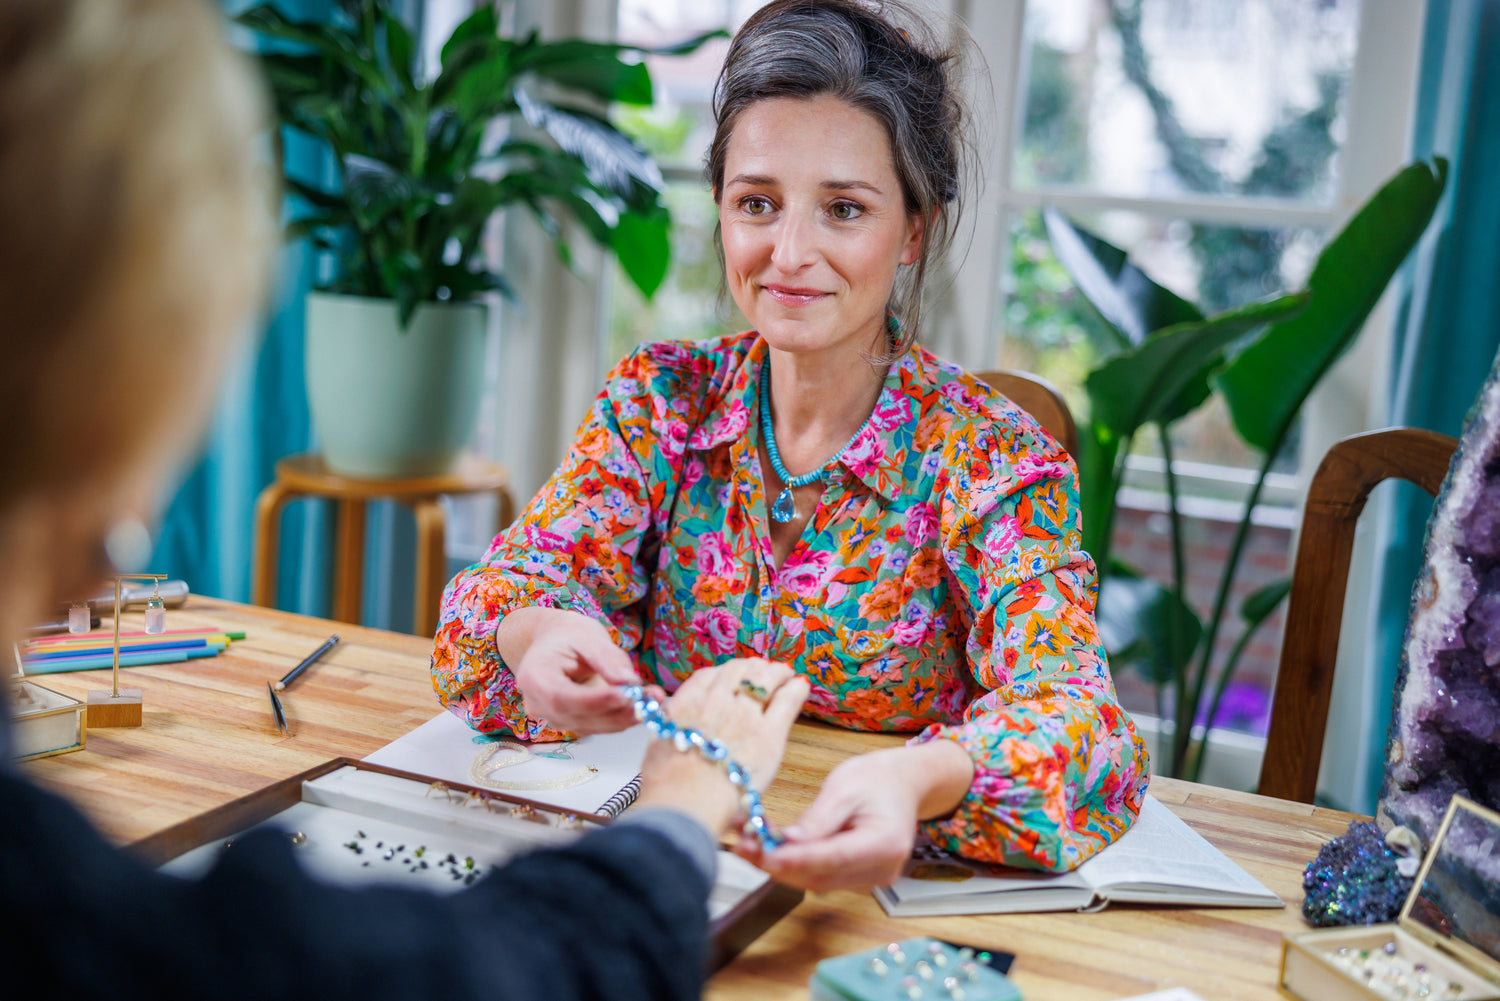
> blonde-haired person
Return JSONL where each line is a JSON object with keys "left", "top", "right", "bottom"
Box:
{"left": 0, "top": 1, "right": 805, "bottom": 997}
{"left": 434, "top": 0, "right": 1150, "bottom": 891}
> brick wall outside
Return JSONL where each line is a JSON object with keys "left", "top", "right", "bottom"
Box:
{"left": 1104, "top": 504, "right": 1292, "bottom": 736}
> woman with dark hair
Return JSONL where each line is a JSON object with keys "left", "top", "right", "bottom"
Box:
{"left": 435, "top": 0, "right": 1151, "bottom": 890}
{"left": 0, "top": 0, "right": 806, "bottom": 997}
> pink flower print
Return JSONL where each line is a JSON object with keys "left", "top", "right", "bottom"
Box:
{"left": 696, "top": 532, "right": 736, "bottom": 578}
{"left": 650, "top": 397, "right": 689, "bottom": 453}
{"left": 869, "top": 393, "right": 913, "bottom": 433}
{"left": 890, "top": 606, "right": 930, "bottom": 647}
{"left": 682, "top": 455, "right": 705, "bottom": 489}
{"left": 689, "top": 607, "right": 739, "bottom": 657}
{"left": 1010, "top": 455, "right": 1069, "bottom": 490}
{"left": 983, "top": 516, "right": 1024, "bottom": 562}
{"left": 718, "top": 400, "right": 750, "bottom": 440}
{"left": 841, "top": 431, "right": 886, "bottom": 478}
{"left": 903, "top": 502, "right": 939, "bottom": 546}
{"left": 780, "top": 549, "right": 833, "bottom": 599}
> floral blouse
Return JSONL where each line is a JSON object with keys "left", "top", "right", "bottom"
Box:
{"left": 431, "top": 331, "right": 1150, "bottom": 871}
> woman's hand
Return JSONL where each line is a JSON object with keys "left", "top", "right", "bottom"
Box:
{"left": 499, "top": 607, "right": 653, "bottom": 734}
{"left": 634, "top": 659, "right": 809, "bottom": 838}
{"left": 741, "top": 740, "right": 975, "bottom": 891}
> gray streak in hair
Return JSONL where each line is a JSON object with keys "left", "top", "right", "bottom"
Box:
{"left": 707, "top": 0, "right": 977, "bottom": 354}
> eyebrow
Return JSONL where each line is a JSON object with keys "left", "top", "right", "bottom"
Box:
{"left": 724, "top": 173, "right": 886, "bottom": 196}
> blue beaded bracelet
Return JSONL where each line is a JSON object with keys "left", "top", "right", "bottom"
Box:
{"left": 621, "top": 684, "right": 784, "bottom": 851}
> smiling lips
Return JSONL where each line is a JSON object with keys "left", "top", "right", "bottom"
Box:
{"left": 761, "top": 283, "right": 829, "bottom": 307}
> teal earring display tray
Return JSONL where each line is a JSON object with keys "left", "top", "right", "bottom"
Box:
{"left": 811, "top": 936, "right": 1021, "bottom": 1001}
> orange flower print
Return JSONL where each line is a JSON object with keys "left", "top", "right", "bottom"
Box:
{"left": 857, "top": 576, "right": 905, "bottom": 622}
{"left": 692, "top": 575, "right": 733, "bottom": 606}
{"left": 1005, "top": 579, "right": 1054, "bottom": 619}
{"left": 1023, "top": 613, "right": 1067, "bottom": 656}
{"left": 906, "top": 547, "right": 945, "bottom": 589}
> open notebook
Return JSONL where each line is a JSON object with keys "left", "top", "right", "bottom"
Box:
{"left": 874, "top": 795, "right": 1282, "bottom": 916}
{"left": 363, "top": 711, "right": 649, "bottom": 818}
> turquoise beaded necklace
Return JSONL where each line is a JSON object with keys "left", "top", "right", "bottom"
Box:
{"left": 758, "top": 357, "right": 879, "bottom": 524}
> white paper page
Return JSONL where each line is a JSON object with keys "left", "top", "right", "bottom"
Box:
{"left": 881, "top": 856, "right": 1091, "bottom": 903}
{"left": 363, "top": 711, "right": 649, "bottom": 816}
{"left": 1076, "top": 796, "right": 1279, "bottom": 903}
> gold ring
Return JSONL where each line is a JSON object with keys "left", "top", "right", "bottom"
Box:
{"left": 737, "top": 679, "right": 771, "bottom": 704}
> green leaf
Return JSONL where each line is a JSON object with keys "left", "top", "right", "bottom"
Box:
{"left": 632, "top": 28, "right": 729, "bottom": 57}
{"left": 439, "top": 5, "right": 500, "bottom": 67}
{"left": 1096, "top": 571, "right": 1203, "bottom": 686}
{"left": 382, "top": 15, "right": 417, "bottom": 93}
{"left": 612, "top": 209, "right": 670, "bottom": 299}
{"left": 515, "top": 91, "right": 663, "bottom": 197}
{"left": 1043, "top": 206, "right": 1203, "bottom": 348}
{"left": 1215, "top": 158, "right": 1448, "bottom": 452}
{"left": 1239, "top": 577, "right": 1291, "bottom": 626}
{"left": 520, "top": 40, "right": 654, "bottom": 105}
{"left": 1084, "top": 293, "right": 1310, "bottom": 441}
{"left": 1076, "top": 420, "right": 1120, "bottom": 561}
{"left": 342, "top": 153, "right": 417, "bottom": 224}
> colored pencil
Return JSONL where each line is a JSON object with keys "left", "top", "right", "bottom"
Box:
{"left": 23, "top": 638, "right": 227, "bottom": 662}
{"left": 20, "top": 647, "right": 222, "bottom": 675}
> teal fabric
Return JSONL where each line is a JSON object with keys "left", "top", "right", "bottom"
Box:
{"left": 150, "top": 1, "right": 337, "bottom": 618}
{"left": 1359, "top": 0, "right": 1500, "bottom": 812}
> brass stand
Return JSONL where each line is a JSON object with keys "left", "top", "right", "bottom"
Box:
{"left": 86, "top": 573, "right": 166, "bottom": 728}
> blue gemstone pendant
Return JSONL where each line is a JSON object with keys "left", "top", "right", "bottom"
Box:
{"left": 771, "top": 488, "right": 797, "bottom": 523}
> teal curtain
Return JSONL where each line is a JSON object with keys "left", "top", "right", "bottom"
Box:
{"left": 1359, "top": 0, "right": 1500, "bottom": 812}
{"left": 149, "top": 0, "right": 337, "bottom": 618}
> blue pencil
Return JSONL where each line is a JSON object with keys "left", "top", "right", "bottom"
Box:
{"left": 21, "top": 647, "right": 221, "bottom": 675}
{"left": 23, "top": 637, "right": 224, "bottom": 662}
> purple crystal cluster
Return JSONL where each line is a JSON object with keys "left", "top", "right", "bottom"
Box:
{"left": 1303, "top": 821, "right": 1414, "bottom": 927}
{"left": 1379, "top": 360, "right": 1500, "bottom": 843}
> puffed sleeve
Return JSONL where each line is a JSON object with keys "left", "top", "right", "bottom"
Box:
{"left": 430, "top": 343, "right": 709, "bottom": 740}
{"left": 911, "top": 416, "right": 1151, "bottom": 871}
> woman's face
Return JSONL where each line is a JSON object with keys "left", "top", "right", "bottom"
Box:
{"left": 718, "top": 94, "right": 923, "bottom": 361}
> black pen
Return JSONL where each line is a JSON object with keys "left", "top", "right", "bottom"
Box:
{"left": 274, "top": 634, "right": 340, "bottom": 691}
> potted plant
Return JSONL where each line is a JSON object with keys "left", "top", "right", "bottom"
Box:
{"left": 237, "top": 0, "right": 711, "bottom": 476}
{"left": 1044, "top": 157, "right": 1448, "bottom": 781}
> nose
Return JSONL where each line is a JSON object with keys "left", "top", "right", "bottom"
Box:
{"left": 769, "top": 211, "right": 817, "bottom": 274}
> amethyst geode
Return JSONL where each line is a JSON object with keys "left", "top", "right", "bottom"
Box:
{"left": 1304, "top": 355, "right": 1500, "bottom": 927}
{"left": 1378, "top": 358, "right": 1500, "bottom": 842}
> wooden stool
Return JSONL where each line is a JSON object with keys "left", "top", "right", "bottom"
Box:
{"left": 251, "top": 454, "right": 515, "bottom": 637}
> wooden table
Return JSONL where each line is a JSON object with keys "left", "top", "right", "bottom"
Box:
{"left": 23, "top": 597, "right": 1352, "bottom": 1000}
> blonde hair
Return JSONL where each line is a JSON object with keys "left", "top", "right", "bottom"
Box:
{"left": 0, "top": 0, "right": 271, "bottom": 632}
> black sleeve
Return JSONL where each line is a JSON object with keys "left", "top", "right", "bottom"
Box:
{"left": 0, "top": 768, "right": 710, "bottom": 1001}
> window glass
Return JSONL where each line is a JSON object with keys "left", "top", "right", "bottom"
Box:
{"left": 1014, "top": 0, "right": 1361, "bottom": 205}
{"left": 1000, "top": 207, "right": 1318, "bottom": 472}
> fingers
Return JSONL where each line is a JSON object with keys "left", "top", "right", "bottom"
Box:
{"left": 762, "top": 674, "right": 810, "bottom": 730}
{"left": 760, "top": 825, "right": 910, "bottom": 891}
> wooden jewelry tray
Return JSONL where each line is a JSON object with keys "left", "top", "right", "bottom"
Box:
{"left": 135, "top": 757, "right": 802, "bottom": 971}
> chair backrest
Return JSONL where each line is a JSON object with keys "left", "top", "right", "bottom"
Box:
{"left": 1258, "top": 426, "right": 1457, "bottom": 803}
{"left": 971, "top": 369, "right": 1080, "bottom": 458}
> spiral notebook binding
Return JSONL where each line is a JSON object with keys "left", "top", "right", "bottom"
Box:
{"left": 598, "top": 774, "right": 642, "bottom": 818}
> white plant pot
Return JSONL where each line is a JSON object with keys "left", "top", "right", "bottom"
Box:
{"left": 305, "top": 292, "right": 487, "bottom": 478}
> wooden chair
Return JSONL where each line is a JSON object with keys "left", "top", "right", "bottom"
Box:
{"left": 1258, "top": 427, "right": 1457, "bottom": 803}
{"left": 972, "top": 369, "right": 1080, "bottom": 458}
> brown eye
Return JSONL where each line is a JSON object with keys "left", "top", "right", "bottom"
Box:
{"left": 742, "top": 197, "right": 770, "bottom": 215}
